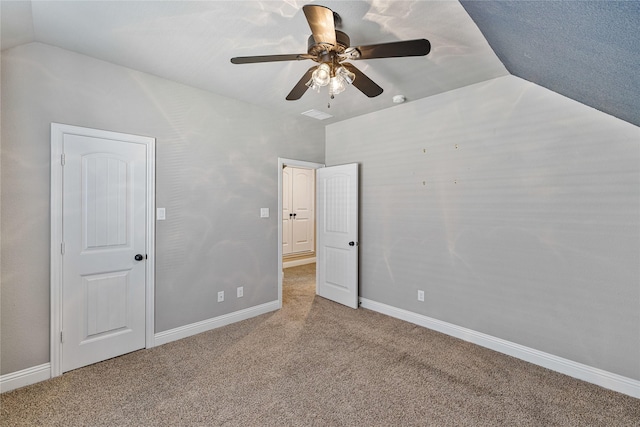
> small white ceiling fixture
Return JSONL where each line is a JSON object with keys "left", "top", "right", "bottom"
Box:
{"left": 392, "top": 95, "right": 406, "bottom": 104}
{"left": 301, "top": 109, "right": 333, "bottom": 120}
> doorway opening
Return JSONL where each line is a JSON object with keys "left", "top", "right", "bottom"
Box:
{"left": 282, "top": 164, "right": 316, "bottom": 267}
{"left": 277, "top": 158, "right": 324, "bottom": 308}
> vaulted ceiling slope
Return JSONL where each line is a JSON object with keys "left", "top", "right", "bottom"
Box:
{"left": 461, "top": 1, "right": 640, "bottom": 127}
{"left": 1, "top": 1, "right": 638, "bottom": 127}
{"left": 0, "top": 0, "right": 507, "bottom": 124}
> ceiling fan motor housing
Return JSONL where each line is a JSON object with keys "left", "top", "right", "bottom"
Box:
{"left": 307, "top": 30, "right": 351, "bottom": 58}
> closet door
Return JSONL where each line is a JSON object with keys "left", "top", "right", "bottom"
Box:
{"left": 282, "top": 167, "right": 293, "bottom": 255}
{"left": 291, "top": 168, "right": 314, "bottom": 253}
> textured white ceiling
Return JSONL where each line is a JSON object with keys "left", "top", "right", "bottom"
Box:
{"left": 1, "top": 1, "right": 508, "bottom": 123}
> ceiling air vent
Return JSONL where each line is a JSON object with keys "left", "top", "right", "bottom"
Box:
{"left": 301, "top": 109, "right": 333, "bottom": 120}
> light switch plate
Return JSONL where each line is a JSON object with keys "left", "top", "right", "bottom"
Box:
{"left": 157, "top": 208, "right": 166, "bottom": 220}
{"left": 260, "top": 208, "right": 269, "bottom": 218}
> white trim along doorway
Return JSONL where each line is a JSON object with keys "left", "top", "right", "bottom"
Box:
{"left": 50, "top": 123, "right": 156, "bottom": 377}
{"left": 277, "top": 158, "right": 324, "bottom": 308}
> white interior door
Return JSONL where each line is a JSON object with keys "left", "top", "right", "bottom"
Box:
{"left": 316, "top": 163, "right": 359, "bottom": 308}
{"left": 291, "top": 167, "right": 315, "bottom": 253}
{"left": 61, "top": 133, "right": 147, "bottom": 372}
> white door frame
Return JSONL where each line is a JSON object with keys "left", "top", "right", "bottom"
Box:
{"left": 277, "top": 158, "right": 324, "bottom": 308}
{"left": 50, "top": 123, "right": 156, "bottom": 377}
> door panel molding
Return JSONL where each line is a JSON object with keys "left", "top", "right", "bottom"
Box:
{"left": 50, "top": 123, "right": 155, "bottom": 377}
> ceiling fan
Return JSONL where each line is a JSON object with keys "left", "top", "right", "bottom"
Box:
{"left": 230, "top": 4, "right": 431, "bottom": 101}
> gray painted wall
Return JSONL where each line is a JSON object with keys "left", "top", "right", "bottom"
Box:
{"left": 0, "top": 42, "right": 325, "bottom": 374}
{"left": 326, "top": 75, "right": 640, "bottom": 380}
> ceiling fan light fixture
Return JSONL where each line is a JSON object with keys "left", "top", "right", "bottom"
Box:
{"left": 311, "top": 63, "right": 331, "bottom": 86}
{"left": 305, "top": 78, "right": 321, "bottom": 92}
{"left": 329, "top": 75, "right": 347, "bottom": 96}
{"left": 336, "top": 66, "right": 355, "bottom": 84}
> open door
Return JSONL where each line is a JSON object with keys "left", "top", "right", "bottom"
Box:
{"left": 316, "top": 163, "right": 359, "bottom": 308}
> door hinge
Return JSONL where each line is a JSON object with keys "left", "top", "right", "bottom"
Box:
{"left": 61, "top": 242, "right": 65, "bottom": 255}
{"left": 60, "top": 331, "right": 64, "bottom": 343}
{"left": 61, "top": 153, "right": 65, "bottom": 166}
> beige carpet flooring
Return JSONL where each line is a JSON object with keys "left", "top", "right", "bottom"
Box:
{"left": 1, "top": 263, "right": 638, "bottom": 426}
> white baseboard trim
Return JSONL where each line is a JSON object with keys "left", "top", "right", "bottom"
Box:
{"left": 283, "top": 257, "right": 316, "bottom": 268}
{"left": 5, "top": 300, "right": 637, "bottom": 399}
{"left": 154, "top": 300, "right": 280, "bottom": 347}
{"left": 1, "top": 363, "right": 51, "bottom": 393}
{"left": 359, "top": 298, "right": 640, "bottom": 399}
